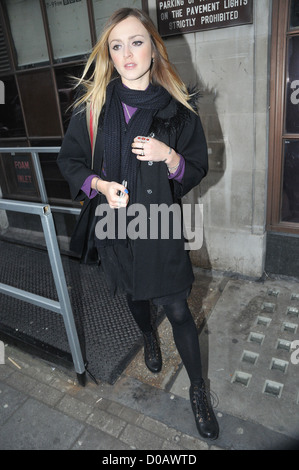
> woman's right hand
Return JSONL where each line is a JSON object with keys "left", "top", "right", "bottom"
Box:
{"left": 92, "top": 178, "right": 129, "bottom": 209}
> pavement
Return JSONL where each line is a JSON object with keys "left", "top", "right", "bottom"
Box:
{"left": 0, "top": 267, "right": 299, "bottom": 452}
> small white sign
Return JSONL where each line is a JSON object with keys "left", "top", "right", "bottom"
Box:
{"left": 0, "top": 340, "right": 5, "bottom": 364}
{"left": 0, "top": 80, "right": 4, "bottom": 105}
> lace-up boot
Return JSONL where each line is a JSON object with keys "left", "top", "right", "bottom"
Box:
{"left": 142, "top": 330, "right": 162, "bottom": 373}
{"left": 189, "top": 379, "right": 219, "bottom": 440}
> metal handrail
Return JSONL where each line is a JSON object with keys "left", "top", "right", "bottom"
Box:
{"left": 0, "top": 146, "right": 80, "bottom": 215}
{"left": 0, "top": 148, "right": 86, "bottom": 384}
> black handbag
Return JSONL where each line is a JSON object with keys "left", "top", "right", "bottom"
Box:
{"left": 69, "top": 103, "right": 99, "bottom": 264}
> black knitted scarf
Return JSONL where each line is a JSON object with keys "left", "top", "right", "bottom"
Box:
{"left": 103, "top": 78, "right": 171, "bottom": 204}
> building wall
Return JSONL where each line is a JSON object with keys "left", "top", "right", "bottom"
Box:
{"left": 149, "top": 0, "right": 271, "bottom": 277}
{"left": 0, "top": 0, "right": 272, "bottom": 278}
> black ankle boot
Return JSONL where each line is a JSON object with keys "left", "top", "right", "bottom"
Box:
{"left": 189, "top": 379, "right": 219, "bottom": 440}
{"left": 143, "top": 330, "right": 162, "bottom": 373}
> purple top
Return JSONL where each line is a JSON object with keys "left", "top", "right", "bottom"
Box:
{"left": 81, "top": 102, "right": 185, "bottom": 198}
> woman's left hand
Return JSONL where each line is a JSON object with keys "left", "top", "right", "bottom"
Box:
{"left": 131, "top": 136, "right": 172, "bottom": 164}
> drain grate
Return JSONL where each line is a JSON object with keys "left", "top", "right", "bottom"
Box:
{"left": 262, "top": 302, "right": 276, "bottom": 313}
{"left": 282, "top": 322, "right": 298, "bottom": 334}
{"left": 287, "top": 307, "right": 299, "bottom": 318}
{"left": 270, "top": 358, "right": 289, "bottom": 374}
{"left": 263, "top": 380, "right": 284, "bottom": 398}
{"left": 268, "top": 288, "right": 280, "bottom": 297}
{"left": 276, "top": 338, "right": 292, "bottom": 352}
{"left": 231, "top": 370, "right": 252, "bottom": 387}
{"left": 248, "top": 331, "right": 265, "bottom": 345}
{"left": 0, "top": 241, "right": 145, "bottom": 384}
{"left": 256, "top": 316, "right": 272, "bottom": 327}
{"left": 241, "top": 350, "right": 259, "bottom": 365}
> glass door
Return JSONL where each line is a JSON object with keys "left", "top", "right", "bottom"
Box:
{"left": 267, "top": 0, "right": 299, "bottom": 233}
{"left": 282, "top": 32, "right": 299, "bottom": 223}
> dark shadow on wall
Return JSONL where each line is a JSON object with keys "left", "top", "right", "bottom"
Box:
{"left": 147, "top": 19, "right": 227, "bottom": 392}
{"left": 155, "top": 25, "right": 226, "bottom": 271}
{"left": 161, "top": 31, "right": 226, "bottom": 186}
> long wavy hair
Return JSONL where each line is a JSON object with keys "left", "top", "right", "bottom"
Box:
{"left": 74, "top": 8, "right": 197, "bottom": 125}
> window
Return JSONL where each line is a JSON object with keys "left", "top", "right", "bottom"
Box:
{"left": 0, "top": 0, "right": 149, "bottom": 205}
{"left": 290, "top": 0, "right": 299, "bottom": 29}
{"left": 92, "top": 0, "right": 143, "bottom": 38}
{"left": 45, "top": 0, "right": 92, "bottom": 62}
{"left": 17, "top": 69, "right": 62, "bottom": 137}
{"left": 6, "top": 0, "right": 49, "bottom": 67}
{"left": 282, "top": 7, "right": 299, "bottom": 223}
{"left": 282, "top": 140, "right": 299, "bottom": 222}
{"left": 0, "top": 20, "right": 11, "bottom": 74}
{"left": 55, "top": 64, "right": 85, "bottom": 131}
{"left": 0, "top": 76, "right": 26, "bottom": 138}
{"left": 267, "top": 0, "right": 299, "bottom": 232}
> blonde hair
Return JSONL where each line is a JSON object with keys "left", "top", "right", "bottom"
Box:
{"left": 74, "top": 8, "right": 197, "bottom": 125}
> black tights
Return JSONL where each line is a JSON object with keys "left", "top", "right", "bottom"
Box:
{"left": 126, "top": 295, "right": 202, "bottom": 385}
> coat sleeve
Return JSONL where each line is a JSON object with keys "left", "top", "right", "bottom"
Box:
{"left": 57, "top": 107, "right": 94, "bottom": 201}
{"left": 173, "top": 110, "right": 208, "bottom": 199}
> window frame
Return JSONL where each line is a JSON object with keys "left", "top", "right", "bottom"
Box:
{"left": 267, "top": 0, "right": 299, "bottom": 234}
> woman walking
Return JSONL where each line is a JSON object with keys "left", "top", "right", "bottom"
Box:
{"left": 58, "top": 8, "right": 219, "bottom": 440}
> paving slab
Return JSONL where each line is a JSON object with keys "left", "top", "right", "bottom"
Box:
{"left": 171, "top": 277, "right": 299, "bottom": 448}
{"left": 1, "top": 271, "right": 299, "bottom": 450}
{"left": 0, "top": 398, "right": 85, "bottom": 450}
{"left": 0, "top": 383, "right": 27, "bottom": 426}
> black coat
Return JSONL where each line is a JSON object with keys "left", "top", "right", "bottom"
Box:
{"left": 57, "top": 95, "right": 208, "bottom": 300}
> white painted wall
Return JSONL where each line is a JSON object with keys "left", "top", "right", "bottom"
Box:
{"left": 149, "top": 0, "right": 271, "bottom": 277}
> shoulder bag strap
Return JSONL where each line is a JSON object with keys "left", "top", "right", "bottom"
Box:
{"left": 86, "top": 101, "right": 98, "bottom": 169}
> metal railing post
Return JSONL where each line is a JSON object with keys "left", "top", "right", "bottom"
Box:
{"left": 31, "top": 151, "right": 48, "bottom": 203}
{"left": 0, "top": 148, "right": 86, "bottom": 383}
{"left": 40, "top": 205, "right": 85, "bottom": 377}
{"left": 0, "top": 147, "right": 80, "bottom": 216}
{"left": 0, "top": 197, "right": 87, "bottom": 385}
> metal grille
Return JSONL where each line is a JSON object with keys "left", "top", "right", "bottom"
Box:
{"left": 0, "top": 21, "right": 11, "bottom": 74}
{"left": 0, "top": 240, "right": 144, "bottom": 384}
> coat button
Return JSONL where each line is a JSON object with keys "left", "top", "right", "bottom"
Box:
{"left": 147, "top": 189, "right": 152, "bottom": 194}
